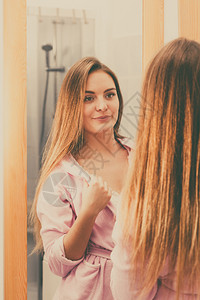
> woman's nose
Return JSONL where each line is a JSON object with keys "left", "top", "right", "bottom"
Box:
{"left": 96, "top": 97, "right": 108, "bottom": 111}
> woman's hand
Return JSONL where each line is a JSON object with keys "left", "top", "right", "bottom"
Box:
{"left": 81, "top": 176, "right": 112, "bottom": 217}
{"left": 63, "top": 176, "right": 112, "bottom": 260}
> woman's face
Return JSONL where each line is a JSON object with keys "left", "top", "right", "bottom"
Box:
{"left": 83, "top": 70, "right": 119, "bottom": 135}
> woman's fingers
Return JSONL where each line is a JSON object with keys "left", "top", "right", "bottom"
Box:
{"left": 108, "top": 187, "right": 112, "bottom": 197}
{"left": 97, "top": 176, "right": 112, "bottom": 196}
{"left": 81, "top": 175, "right": 112, "bottom": 215}
{"left": 88, "top": 175, "right": 112, "bottom": 199}
{"left": 104, "top": 180, "right": 108, "bottom": 190}
{"left": 97, "top": 176, "right": 103, "bottom": 187}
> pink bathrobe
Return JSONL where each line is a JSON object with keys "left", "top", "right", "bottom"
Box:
{"left": 37, "top": 138, "right": 132, "bottom": 300}
{"left": 110, "top": 202, "right": 199, "bottom": 299}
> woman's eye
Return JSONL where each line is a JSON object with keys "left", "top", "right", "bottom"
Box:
{"left": 84, "top": 96, "right": 94, "bottom": 102}
{"left": 105, "top": 93, "right": 115, "bottom": 99}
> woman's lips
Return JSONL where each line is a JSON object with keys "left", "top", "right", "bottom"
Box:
{"left": 93, "top": 115, "right": 111, "bottom": 120}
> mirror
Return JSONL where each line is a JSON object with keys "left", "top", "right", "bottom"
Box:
{"left": 27, "top": 2, "right": 142, "bottom": 299}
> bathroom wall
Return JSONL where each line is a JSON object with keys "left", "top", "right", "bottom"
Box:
{"left": 0, "top": 0, "right": 4, "bottom": 298}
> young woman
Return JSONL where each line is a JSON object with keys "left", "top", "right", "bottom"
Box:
{"left": 31, "top": 57, "right": 133, "bottom": 299}
{"left": 111, "top": 38, "right": 200, "bottom": 300}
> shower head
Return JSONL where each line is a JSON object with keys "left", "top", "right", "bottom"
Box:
{"left": 42, "top": 44, "right": 53, "bottom": 52}
{"left": 42, "top": 44, "right": 53, "bottom": 68}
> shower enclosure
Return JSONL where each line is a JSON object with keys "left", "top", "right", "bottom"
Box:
{"left": 27, "top": 7, "right": 95, "bottom": 299}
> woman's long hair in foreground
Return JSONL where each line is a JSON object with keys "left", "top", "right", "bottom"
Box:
{"left": 30, "top": 57, "right": 124, "bottom": 251}
{"left": 122, "top": 38, "right": 200, "bottom": 299}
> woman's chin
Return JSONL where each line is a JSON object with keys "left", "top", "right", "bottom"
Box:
{"left": 85, "top": 124, "right": 114, "bottom": 136}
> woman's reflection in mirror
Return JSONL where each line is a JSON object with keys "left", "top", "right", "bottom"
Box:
{"left": 30, "top": 57, "right": 133, "bottom": 299}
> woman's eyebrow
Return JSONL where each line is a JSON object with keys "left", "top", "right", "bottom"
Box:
{"left": 104, "top": 88, "right": 116, "bottom": 93}
{"left": 85, "top": 90, "right": 95, "bottom": 94}
{"left": 85, "top": 88, "right": 116, "bottom": 94}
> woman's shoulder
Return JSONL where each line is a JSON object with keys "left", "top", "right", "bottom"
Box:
{"left": 41, "top": 154, "right": 90, "bottom": 195}
{"left": 49, "top": 154, "right": 84, "bottom": 178}
{"left": 37, "top": 156, "right": 81, "bottom": 209}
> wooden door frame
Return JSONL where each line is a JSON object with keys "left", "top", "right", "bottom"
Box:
{"left": 178, "top": 0, "right": 200, "bottom": 41}
{"left": 142, "top": 0, "right": 164, "bottom": 73}
{"left": 4, "top": 0, "right": 27, "bottom": 299}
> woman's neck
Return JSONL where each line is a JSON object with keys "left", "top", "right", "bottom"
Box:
{"left": 80, "top": 129, "right": 121, "bottom": 158}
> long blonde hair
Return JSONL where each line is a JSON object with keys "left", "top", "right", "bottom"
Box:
{"left": 30, "top": 57, "right": 124, "bottom": 251}
{"left": 122, "top": 38, "right": 200, "bottom": 299}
